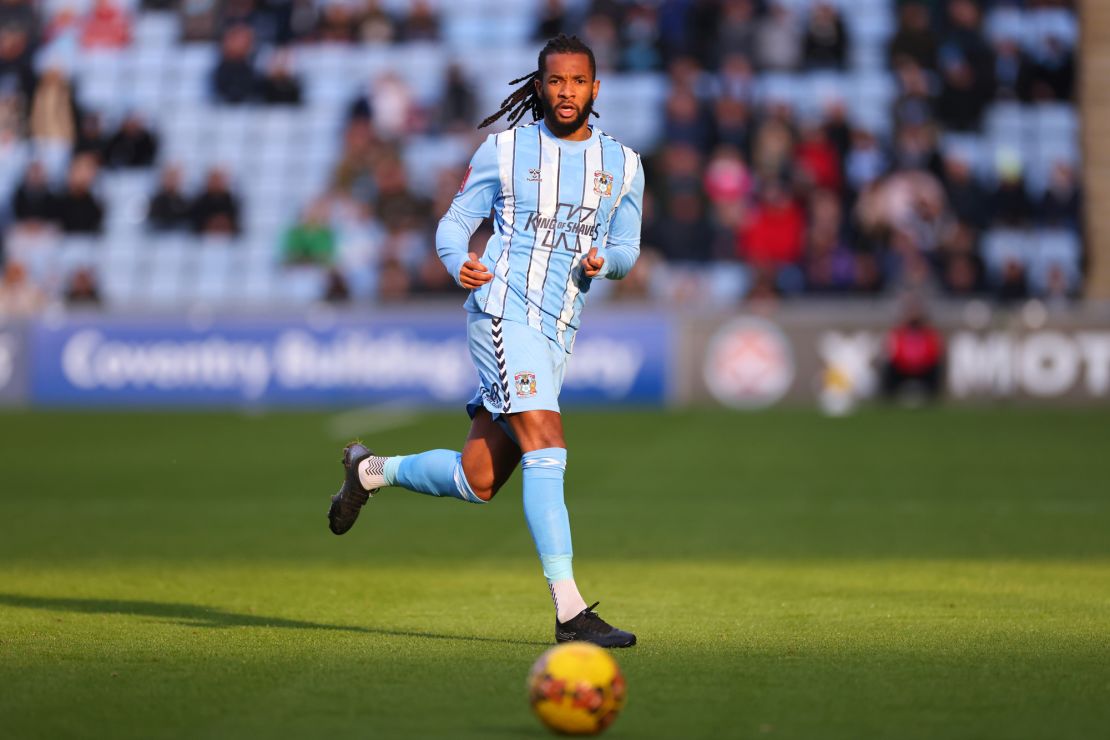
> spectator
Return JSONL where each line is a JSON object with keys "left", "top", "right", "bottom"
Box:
{"left": 359, "top": 0, "right": 396, "bottom": 44}
{"left": 803, "top": 1, "right": 848, "bottom": 70}
{"left": 74, "top": 111, "right": 107, "bottom": 160}
{"left": 64, "top": 267, "right": 102, "bottom": 306}
{"left": 844, "top": 128, "right": 888, "bottom": 194}
{"left": 103, "top": 112, "right": 158, "bottom": 168}
{"left": 331, "top": 118, "right": 388, "bottom": 203}
{"left": 581, "top": 13, "right": 620, "bottom": 73}
{"left": 881, "top": 301, "right": 944, "bottom": 402}
{"left": 282, "top": 198, "right": 336, "bottom": 265}
{"left": 795, "top": 122, "right": 842, "bottom": 193}
{"left": 1027, "top": 34, "right": 1075, "bottom": 102}
{"left": 892, "top": 121, "right": 943, "bottom": 177}
{"left": 663, "top": 87, "right": 712, "bottom": 154}
{"left": 711, "top": 96, "right": 752, "bottom": 154}
{"left": 716, "top": 0, "right": 758, "bottom": 65}
{"left": 80, "top": 0, "right": 132, "bottom": 50}
{"left": 323, "top": 267, "right": 350, "bottom": 303}
{"left": 146, "top": 165, "right": 191, "bottom": 231}
{"left": 439, "top": 63, "right": 474, "bottom": 132}
{"left": 373, "top": 155, "right": 430, "bottom": 234}
{"left": 716, "top": 52, "right": 756, "bottom": 104}
{"left": 349, "top": 71, "right": 417, "bottom": 140}
{"left": 621, "top": 2, "right": 661, "bottom": 72}
{"left": 11, "top": 161, "right": 58, "bottom": 226}
{"left": 0, "top": 24, "right": 35, "bottom": 102}
{"left": 996, "top": 259, "right": 1029, "bottom": 304}
{"left": 212, "top": 24, "right": 258, "bottom": 104}
{"left": 938, "top": 221, "right": 985, "bottom": 297}
{"left": 316, "top": 1, "right": 358, "bottom": 43}
{"left": 258, "top": 48, "right": 303, "bottom": 105}
{"left": 0, "top": 262, "right": 46, "bottom": 317}
{"left": 943, "top": 0, "right": 992, "bottom": 69}
{"left": 655, "top": 190, "right": 717, "bottom": 263}
{"left": 889, "top": 1, "right": 938, "bottom": 70}
{"left": 755, "top": 2, "right": 802, "bottom": 71}
{"left": 29, "top": 67, "right": 79, "bottom": 146}
{"left": 1039, "top": 162, "right": 1081, "bottom": 229}
{"left": 942, "top": 153, "right": 988, "bottom": 229}
{"left": 992, "top": 36, "right": 1033, "bottom": 101}
{"left": 399, "top": 0, "right": 440, "bottom": 42}
{"left": 737, "top": 181, "right": 805, "bottom": 270}
{"left": 56, "top": 154, "right": 104, "bottom": 234}
{"left": 989, "top": 150, "right": 1031, "bottom": 228}
{"left": 535, "top": 0, "right": 566, "bottom": 41}
{"left": 935, "top": 49, "right": 992, "bottom": 131}
{"left": 804, "top": 189, "right": 857, "bottom": 293}
{"left": 190, "top": 168, "right": 241, "bottom": 235}
{"left": 751, "top": 114, "right": 796, "bottom": 182}
{"left": 822, "top": 101, "right": 852, "bottom": 161}
{"left": 892, "top": 59, "right": 935, "bottom": 130}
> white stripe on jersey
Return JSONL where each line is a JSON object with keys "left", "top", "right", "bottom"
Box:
{"left": 526, "top": 132, "right": 561, "bottom": 332}
{"left": 556, "top": 141, "right": 603, "bottom": 348}
{"left": 485, "top": 128, "right": 517, "bottom": 317}
{"left": 609, "top": 141, "right": 639, "bottom": 220}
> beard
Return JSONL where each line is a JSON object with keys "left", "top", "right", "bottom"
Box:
{"left": 540, "top": 94, "right": 594, "bottom": 137}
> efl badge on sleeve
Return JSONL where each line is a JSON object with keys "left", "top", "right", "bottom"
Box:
{"left": 593, "top": 170, "right": 614, "bottom": 197}
{"left": 514, "top": 372, "right": 538, "bottom": 398}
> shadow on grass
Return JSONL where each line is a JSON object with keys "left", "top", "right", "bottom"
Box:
{"left": 0, "top": 593, "right": 548, "bottom": 646}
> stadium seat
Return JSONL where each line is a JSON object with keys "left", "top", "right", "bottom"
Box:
{"left": 1028, "top": 229, "right": 1081, "bottom": 293}
{"left": 982, "top": 229, "right": 1035, "bottom": 283}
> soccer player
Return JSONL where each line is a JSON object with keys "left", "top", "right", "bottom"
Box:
{"left": 327, "top": 35, "right": 642, "bottom": 648}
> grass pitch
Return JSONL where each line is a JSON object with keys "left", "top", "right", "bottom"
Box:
{"left": 1, "top": 407, "right": 1108, "bottom": 739}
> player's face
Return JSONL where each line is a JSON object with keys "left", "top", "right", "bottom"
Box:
{"left": 536, "top": 52, "right": 599, "bottom": 140}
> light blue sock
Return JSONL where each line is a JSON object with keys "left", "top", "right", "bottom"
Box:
{"left": 384, "top": 451, "right": 484, "bottom": 504}
{"left": 521, "top": 448, "right": 574, "bottom": 581}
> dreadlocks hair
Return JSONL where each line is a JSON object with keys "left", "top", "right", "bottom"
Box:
{"left": 478, "top": 34, "right": 599, "bottom": 130}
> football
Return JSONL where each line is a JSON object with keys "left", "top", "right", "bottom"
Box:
{"left": 527, "top": 643, "right": 627, "bottom": 735}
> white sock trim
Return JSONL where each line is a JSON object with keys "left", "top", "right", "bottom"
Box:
{"left": 549, "top": 579, "right": 589, "bottom": 624}
{"left": 357, "top": 456, "right": 387, "bottom": 491}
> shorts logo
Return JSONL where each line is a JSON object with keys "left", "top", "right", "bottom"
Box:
{"left": 457, "top": 165, "right": 472, "bottom": 194}
{"left": 514, "top": 372, "right": 537, "bottom": 398}
{"left": 593, "top": 170, "right": 614, "bottom": 197}
{"left": 481, "top": 382, "right": 503, "bottom": 409}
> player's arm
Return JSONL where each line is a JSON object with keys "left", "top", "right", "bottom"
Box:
{"left": 436, "top": 136, "right": 500, "bottom": 289}
{"left": 583, "top": 158, "right": 645, "bottom": 280}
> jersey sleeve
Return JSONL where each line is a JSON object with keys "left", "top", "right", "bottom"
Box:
{"left": 599, "top": 157, "right": 644, "bottom": 280}
{"left": 436, "top": 135, "right": 501, "bottom": 285}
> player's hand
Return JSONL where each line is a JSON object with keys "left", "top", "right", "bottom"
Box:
{"left": 581, "top": 247, "right": 605, "bottom": 278}
{"left": 460, "top": 252, "right": 492, "bottom": 289}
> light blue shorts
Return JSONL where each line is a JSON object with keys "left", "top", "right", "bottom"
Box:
{"left": 465, "top": 312, "right": 567, "bottom": 422}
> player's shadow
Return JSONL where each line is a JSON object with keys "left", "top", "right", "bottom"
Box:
{"left": 0, "top": 593, "right": 547, "bottom": 646}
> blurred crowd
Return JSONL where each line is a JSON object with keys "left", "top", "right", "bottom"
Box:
{"left": 0, "top": 0, "right": 1086, "bottom": 315}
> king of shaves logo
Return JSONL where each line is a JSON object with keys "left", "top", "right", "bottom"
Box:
{"left": 524, "top": 202, "right": 600, "bottom": 252}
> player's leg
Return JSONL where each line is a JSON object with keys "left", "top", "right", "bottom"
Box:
{"left": 508, "top": 407, "right": 636, "bottom": 648}
{"left": 326, "top": 410, "right": 519, "bottom": 535}
{"left": 327, "top": 313, "right": 522, "bottom": 534}
{"left": 460, "top": 407, "right": 521, "bottom": 501}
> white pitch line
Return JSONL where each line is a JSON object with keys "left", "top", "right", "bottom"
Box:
{"left": 326, "top": 406, "right": 423, "bottom": 441}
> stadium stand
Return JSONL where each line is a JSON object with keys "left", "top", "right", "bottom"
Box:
{"left": 0, "top": 0, "right": 1084, "bottom": 312}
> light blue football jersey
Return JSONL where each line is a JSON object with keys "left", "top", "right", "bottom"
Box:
{"left": 437, "top": 120, "right": 645, "bottom": 353}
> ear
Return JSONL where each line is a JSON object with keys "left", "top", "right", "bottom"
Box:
{"left": 592, "top": 78, "right": 600, "bottom": 102}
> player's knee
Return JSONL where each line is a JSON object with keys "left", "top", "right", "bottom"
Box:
{"left": 461, "top": 459, "right": 498, "bottom": 502}
{"left": 472, "top": 482, "right": 499, "bottom": 502}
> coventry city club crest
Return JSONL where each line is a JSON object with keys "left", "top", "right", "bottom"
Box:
{"left": 514, "top": 372, "right": 537, "bottom": 398}
{"left": 593, "top": 170, "right": 614, "bottom": 197}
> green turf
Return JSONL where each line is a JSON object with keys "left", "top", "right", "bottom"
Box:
{"left": 1, "top": 407, "right": 1108, "bottom": 739}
